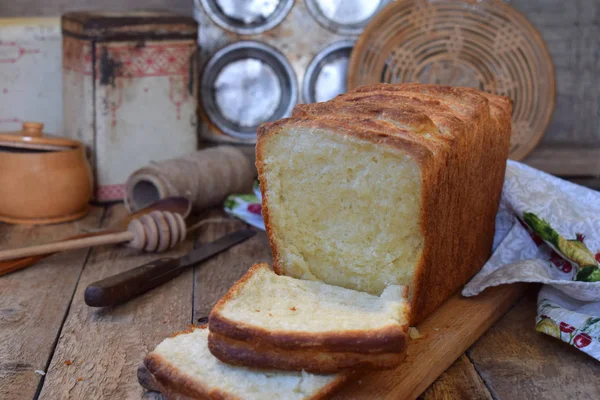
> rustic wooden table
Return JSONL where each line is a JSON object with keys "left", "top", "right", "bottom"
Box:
{"left": 1, "top": 204, "right": 599, "bottom": 400}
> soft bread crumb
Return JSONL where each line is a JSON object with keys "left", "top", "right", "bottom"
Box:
{"left": 261, "top": 128, "right": 423, "bottom": 295}
{"left": 219, "top": 265, "right": 409, "bottom": 333}
{"left": 408, "top": 327, "right": 425, "bottom": 340}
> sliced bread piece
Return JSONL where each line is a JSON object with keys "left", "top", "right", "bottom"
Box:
{"left": 142, "top": 325, "right": 347, "bottom": 400}
{"left": 208, "top": 263, "right": 409, "bottom": 372}
{"left": 208, "top": 331, "right": 404, "bottom": 374}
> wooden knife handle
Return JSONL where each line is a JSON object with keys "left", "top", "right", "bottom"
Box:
{"left": 84, "top": 257, "right": 182, "bottom": 307}
{"left": 0, "top": 231, "right": 118, "bottom": 277}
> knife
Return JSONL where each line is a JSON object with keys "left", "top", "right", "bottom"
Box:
{"left": 84, "top": 228, "right": 256, "bottom": 307}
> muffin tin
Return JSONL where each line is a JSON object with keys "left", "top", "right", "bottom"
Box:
{"left": 200, "top": 0, "right": 294, "bottom": 35}
{"left": 201, "top": 41, "right": 297, "bottom": 140}
{"left": 303, "top": 40, "right": 354, "bottom": 104}
{"left": 305, "top": 0, "right": 388, "bottom": 35}
{"left": 195, "top": 0, "right": 388, "bottom": 144}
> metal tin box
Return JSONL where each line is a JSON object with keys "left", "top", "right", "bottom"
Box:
{"left": 62, "top": 11, "right": 199, "bottom": 202}
{"left": 0, "top": 18, "right": 63, "bottom": 134}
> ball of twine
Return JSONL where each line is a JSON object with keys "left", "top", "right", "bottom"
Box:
{"left": 124, "top": 146, "right": 256, "bottom": 213}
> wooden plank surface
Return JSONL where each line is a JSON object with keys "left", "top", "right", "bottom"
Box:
{"left": 0, "top": 207, "right": 103, "bottom": 400}
{"left": 192, "top": 212, "right": 273, "bottom": 323}
{"left": 524, "top": 146, "right": 600, "bottom": 177}
{"left": 511, "top": 0, "right": 600, "bottom": 146}
{"left": 419, "top": 355, "right": 493, "bottom": 400}
{"left": 331, "top": 284, "right": 528, "bottom": 400}
{"left": 37, "top": 204, "right": 196, "bottom": 400}
{"left": 469, "top": 289, "right": 600, "bottom": 400}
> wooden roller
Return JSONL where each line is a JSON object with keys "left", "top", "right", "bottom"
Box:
{"left": 0, "top": 211, "right": 187, "bottom": 262}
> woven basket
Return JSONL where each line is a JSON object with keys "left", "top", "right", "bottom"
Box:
{"left": 348, "top": 0, "right": 555, "bottom": 160}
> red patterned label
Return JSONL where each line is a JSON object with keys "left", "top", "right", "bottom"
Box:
{"left": 96, "top": 184, "right": 126, "bottom": 202}
{"left": 97, "top": 42, "right": 193, "bottom": 78}
{"left": 93, "top": 42, "right": 195, "bottom": 126}
{"left": 0, "top": 41, "right": 40, "bottom": 63}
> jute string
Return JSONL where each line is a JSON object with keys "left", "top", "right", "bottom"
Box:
{"left": 124, "top": 146, "right": 256, "bottom": 213}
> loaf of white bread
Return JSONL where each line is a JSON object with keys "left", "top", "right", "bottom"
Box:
{"left": 257, "top": 83, "right": 512, "bottom": 325}
{"left": 140, "top": 83, "right": 512, "bottom": 398}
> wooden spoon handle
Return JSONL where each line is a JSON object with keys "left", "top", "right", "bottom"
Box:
{"left": 0, "top": 197, "right": 191, "bottom": 277}
{"left": 0, "top": 231, "right": 116, "bottom": 277}
{"left": 0, "top": 256, "right": 51, "bottom": 277}
{"left": 0, "top": 231, "right": 133, "bottom": 263}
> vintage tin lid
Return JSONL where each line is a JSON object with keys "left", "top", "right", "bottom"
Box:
{"left": 61, "top": 11, "right": 198, "bottom": 40}
{"left": 0, "top": 122, "right": 81, "bottom": 152}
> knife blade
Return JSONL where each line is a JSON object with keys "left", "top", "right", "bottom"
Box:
{"left": 84, "top": 228, "right": 256, "bottom": 307}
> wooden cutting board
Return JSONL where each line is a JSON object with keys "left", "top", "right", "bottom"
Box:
{"left": 331, "top": 283, "right": 528, "bottom": 399}
{"left": 137, "top": 281, "right": 526, "bottom": 400}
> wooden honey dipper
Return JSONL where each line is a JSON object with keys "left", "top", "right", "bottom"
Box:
{"left": 0, "top": 211, "right": 187, "bottom": 262}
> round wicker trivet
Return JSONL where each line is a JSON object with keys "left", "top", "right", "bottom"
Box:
{"left": 348, "top": 0, "right": 555, "bottom": 160}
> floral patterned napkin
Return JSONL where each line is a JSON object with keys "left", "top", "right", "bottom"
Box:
{"left": 463, "top": 160, "right": 600, "bottom": 360}
{"left": 224, "top": 181, "right": 265, "bottom": 230}
{"left": 225, "top": 162, "right": 600, "bottom": 360}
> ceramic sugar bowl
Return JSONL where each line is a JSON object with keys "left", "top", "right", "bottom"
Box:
{"left": 0, "top": 122, "right": 93, "bottom": 224}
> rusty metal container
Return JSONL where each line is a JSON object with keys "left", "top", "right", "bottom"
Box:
{"left": 61, "top": 11, "right": 199, "bottom": 202}
{"left": 0, "top": 18, "right": 63, "bottom": 134}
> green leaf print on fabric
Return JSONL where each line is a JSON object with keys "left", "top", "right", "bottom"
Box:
{"left": 523, "top": 212, "right": 559, "bottom": 247}
{"left": 580, "top": 317, "right": 600, "bottom": 334}
{"left": 539, "top": 299, "right": 559, "bottom": 311}
{"left": 522, "top": 212, "right": 599, "bottom": 282}
{"left": 235, "top": 194, "right": 258, "bottom": 202}
{"left": 224, "top": 197, "right": 239, "bottom": 211}
{"left": 576, "top": 266, "right": 600, "bottom": 282}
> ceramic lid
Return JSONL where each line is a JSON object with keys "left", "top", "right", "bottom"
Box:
{"left": 0, "top": 122, "right": 82, "bottom": 152}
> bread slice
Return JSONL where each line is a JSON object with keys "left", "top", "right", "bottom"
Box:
{"left": 256, "top": 83, "right": 512, "bottom": 325}
{"left": 208, "top": 263, "right": 409, "bottom": 372}
{"left": 142, "top": 325, "right": 347, "bottom": 400}
{"left": 209, "top": 331, "right": 404, "bottom": 374}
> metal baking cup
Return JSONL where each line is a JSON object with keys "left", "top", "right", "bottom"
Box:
{"left": 303, "top": 40, "right": 354, "bottom": 103}
{"left": 200, "top": 0, "right": 294, "bottom": 35}
{"left": 201, "top": 41, "right": 298, "bottom": 140}
{"left": 305, "top": 0, "right": 389, "bottom": 35}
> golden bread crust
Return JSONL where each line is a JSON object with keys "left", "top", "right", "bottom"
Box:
{"left": 256, "top": 83, "right": 512, "bottom": 325}
{"left": 144, "top": 326, "right": 234, "bottom": 400}
{"left": 142, "top": 325, "right": 348, "bottom": 400}
{"left": 209, "top": 264, "right": 408, "bottom": 354}
{"left": 208, "top": 331, "right": 404, "bottom": 374}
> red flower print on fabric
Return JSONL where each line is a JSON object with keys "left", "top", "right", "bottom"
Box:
{"left": 559, "top": 322, "right": 575, "bottom": 334}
